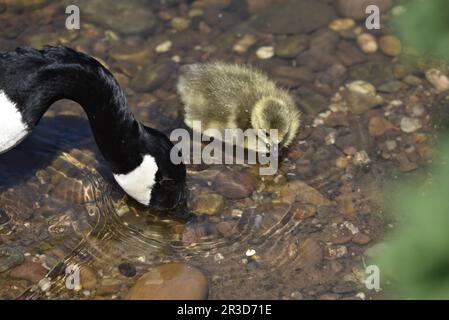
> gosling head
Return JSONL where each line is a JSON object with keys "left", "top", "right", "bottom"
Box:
{"left": 251, "top": 96, "right": 300, "bottom": 153}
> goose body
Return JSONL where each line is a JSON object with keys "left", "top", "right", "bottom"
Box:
{"left": 0, "top": 46, "right": 185, "bottom": 209}
{"left": 177, "top": 62, "right": 300, "bottom": 152}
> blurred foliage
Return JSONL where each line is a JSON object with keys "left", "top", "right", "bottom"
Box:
{"left": 376, "top": 0, "right": 449, "bottom": 299}
{"left": 394, "top": 0, "right": 449, "bottom": 58}
{"left": 377, "top": 140, "right": 449, "bottom": 299}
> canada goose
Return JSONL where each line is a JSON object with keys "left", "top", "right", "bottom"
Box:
{"left": 0, "top": 46, "right": 185, "bottom": 210}
{"left": 177, "top": 62, "right": 300, "bottom": 153}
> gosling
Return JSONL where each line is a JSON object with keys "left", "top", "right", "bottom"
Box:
{"left": 177, "top": 62, "right": 300, "bottom": 153}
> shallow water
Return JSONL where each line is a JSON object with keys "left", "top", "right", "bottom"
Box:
{"left": 0, "top": 0, "right": 444, "bottom": 299}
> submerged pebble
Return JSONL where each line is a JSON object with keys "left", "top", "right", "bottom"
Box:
{"left": 425, "top": 68, "right": 449, "bottom": 92}
{"left": 192, "top": 194, "right": 224, "bottom": 215}
{"left": 118, "top": 262, "right": 137, "bottom": 278}
{"left": 233, "top": 34, "right": 257, "bottom": 55}
{"left": 213, "top": 170, "right": 256, "bottom": 199}
{"left": 400, "top": 117, "right": 422, "bottom": 133}
{"left": 329, "top": 18, "right": 355, "bottom": 32}
{"left": 345, "top": 80, "right": 384, "bottom": 114}
{"left": 126, "top": 263, "right": 208, "bottom": 300}
{"left": 9, "top": 261, "right": 47, "bottom": 283}
{"left": 155, "top": 40, "right": 172, "bottom": 53}
{"left": 274, "top": 35, "right": 308, "bottom": 58}
{"left": 378, "top": 35, "right": 402, "bottom": 57}
{"left": 0, "top": 246, "right": 24, "bottom": 273}
{"left": 357, "top": 33, "right": 378, "bottom": 54}
{"left": 256, "top": 46, "right": 274, "bottom": 60}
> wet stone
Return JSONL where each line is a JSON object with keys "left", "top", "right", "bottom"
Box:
{"left": 9, "top": 261, "right": 47, "bottom": 283}
{"left": 400, "top": 117, "right": 422, "bottom": 133}
{"left": 344, "top": 80, "right": 384, "bottom": 114}
{"left": 297, "top": 89, "right": 329, "bottom": 115}
{"left": 378, "top": 80, "right": 402, "bottom": 93}
{"left": 204, "top": 10, "right": 240, "bottom": 30}
{"left": 80, "top": 266, "right": 98, "bottom": 290}
{"left": 368, "top": 116, "right": 396, "bottom": 137}
{"left": 171, "top": 17, "right": 191, "bottom": 31}
{"left": 378, "top": 35, "right": 402, "bottom": 57}
{"left": 0, "top": 246, "right": 24, "bottom": 273}
{"left": 292, "top": 204, "right": 316, "bottom": 220}
{"left": 256, "top": 46, "right": 274, "bottom": 60}
{"left": 126, "top": 263, "right": 208, "bottom": 300}
{"left": 1, "top": 0, "right": 49, "bottom": 8}
{"left": 298, "top": 238, "right": 323, "bottom": 268}
{"left": 336, "top": 41, "right": 367, "bottom": 66}
{"left": 216, "top": 221, "right": 234, "bottom": 237}
{"left": 118, "top": 262, "right": 137, "bottom": 278}
{"left": 397, "top": 152, "right": 418, "bottom": 172}
{"left": 281, "top": 181, "right": 330, "bottom": 206}
{"left": 329, "top": 18, "right": 355, "bottom": 32}
{"left": 213, "top": 170, "right": 256, "bottom": 199}
{"left": 352, "top": 233, "right": 371, "bottom": 245}
{"left": 332, "top": 282, "right": 355, "bottom": 294}
{"left": 75, "top": 0, "right": 157, "bottom": 35}
{"left": 348, "top": 61, "right": 394, "bottom": 86}
{"left": 250, "top": 0, "right": 336, "bottom": 34}
{"left": 272, "top": 66, "right": 316, "bottom": 84}
{"left": 0, "top": 14, "right": 27, "bottom": 40}
{"left": 403, "top": 75, "right": 423, "bottom": 86}
{"left": 337, "top": 0, "right": 392, "bottom": 20}
{"left": 310, "top": 30, "right": 340, "bottom": 53}
{"left": 193, "top": 194, "right": 225, "bottom": 215}
{"left": 297, "top": 49, "right": 337, "bottom": 72}
{"left": 233, "top": 34, "right": 257, "bottom": 55}
{"left": 425, "top": 69, "right": 449, "bottom": 92}
{"left": 357, "top": 33, "right": 378, "bottom": 54}
{"left": 130, "top": 61, "right": 175, "bottom": 92}
{"left": 274, "top": 35, "right": 309, "bottom": 58}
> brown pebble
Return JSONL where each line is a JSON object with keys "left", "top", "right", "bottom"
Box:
{"left": 216, "top": 221, "right": 234, "bottom": 237}
{"left": 352, "top": 233, "right": 371, "bottom": 245}
{"left": 368, "top": 116, "right": 396, "bottom": 137}
{"left": 293, "top": 204, "right": 316, "bottom": 220}
{"left": 378, "top": 35, "right": 402, "bottom": 57}
{"left": 9, "top": 261, "right": 47, "bottom": 283}
{"left": 331, "top": 233, "right": 353, "bottom": 245}
{"left": 213, "top": 170, "right": 256, "bottom": 199}
{"left": 126, "top": 263, "right": 208, "bottom": 300}
{"left": 298, "top": 238, "right": 323, "bottom": 268}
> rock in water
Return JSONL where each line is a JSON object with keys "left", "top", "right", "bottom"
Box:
{"left": 337, "top": 0, "right": 392, "bottom": 20}
{"left": 0, "top": 246, "right": 24, "bottom": 273}
{"left": 274, "top": 35, "right": 308, "bottom": 58}
{"left": 9, "top": 261, "right": 47, "bottom": 283}
{"left": 0, "top": 0, "right": 48, "bottom": 8}
{"left": 344, "top": 80, "right": 384, "bottom": 114}
{"left": 250, "top": 0, "right": 336, "bottom": 34}
{"left": 130, "top": 61, "right": 175, "bottom": 92}
{"left": 378, "top": 35, "right": 402, "bottom": 57}
{"left": 75, "top": 0, "right": 156, "bottom": 35}
{"left": 213, "top": 170, "right": 256, "bottom": 199}
{"left": 126, "top": 263, "right": 208, "bottom": 300}
{"left": 193, "top": 194, "right": 225, "bottom": 215}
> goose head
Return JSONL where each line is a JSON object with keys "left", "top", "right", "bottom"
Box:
{"left": 112, "top": 125, "right": 186, "bottom": 211}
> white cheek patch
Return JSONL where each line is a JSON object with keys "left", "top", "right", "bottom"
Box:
{"left": 0, "top": 91, "right": 29, "bottom": 154}
{"left": 113, "top": 154, "right": 158, "bottom": 206}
